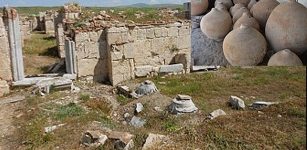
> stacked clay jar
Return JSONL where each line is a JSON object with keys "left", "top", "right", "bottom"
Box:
{"left": 191, "top": 0, "right": 307, "bottom": 66}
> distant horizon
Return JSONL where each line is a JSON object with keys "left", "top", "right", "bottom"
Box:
{"left": 0, "top": 0, "right": 187, "bottom": 7}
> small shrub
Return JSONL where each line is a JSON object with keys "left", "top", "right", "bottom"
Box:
{"left": 79, "top": 93, "right": 90, "bottom": 101}
{"left": 54, "top": 103, "right": 85, "bottom": 120}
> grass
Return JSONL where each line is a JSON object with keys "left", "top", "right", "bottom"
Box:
{"left": 13, "top": 67, "right": 306, "bottom": 149}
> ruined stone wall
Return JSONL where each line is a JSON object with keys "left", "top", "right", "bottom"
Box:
{"left": 107, "top": 23, "right": 191, "bottom": 85}
{"left": 0, "top": 16, "right": 12, "bottom": 81}
{"left": 74, "top": 30, "right": 109, "bottom": 83}
{"left": 72, "top": 22, "right": 191, "bottom": 85}
{"left": 44, "top": 16, "right": 55, "bottom": 35}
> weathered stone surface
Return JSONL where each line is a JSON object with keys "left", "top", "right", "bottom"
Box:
{"left": 110, "top": 59, "right": 135, "bottom": 85}
{"left": 108, "top": 131, "right": 134, "bottom": 150}
{"left": 192, "top": 28, "right": 229, "bottom": 66}
{"left": 135, "top": 65, "right": 153, "bottom": 77}
{"left": 0, "top": 80, "right": 10, "bottom": 97}
{"left": 169, "top": 94, "right": 198, "bottom": 114}
{"left": 135, "top": 103, "right": 144, "bottom": 113}
{"left": 159, "top": 64, "right": 184, "bottom": 73}
{"left": 209, "top": 109, "right": 226, "bottom": 119}
{"left": 129, "top": 116, "right": 146, "bottom": 128}
{"left": 168, "top": 27, "right": 178, "bottom": 37}
{"left": 146, "top": 28, "right": 155, "bottom": 39}
{"left": 135, "top": 80, "right": 158, "bottom": 96}
{"left": 81, "top": 130, "right": 108, "bottom": 147}
{"left": 250, "top": 101, "right": 279, "bottom": 110}
{"left": 229, "top": 96, "right": 245, "bottom": 109}
{"left": 142, "top": 133, "right": 168, "bottom": 150}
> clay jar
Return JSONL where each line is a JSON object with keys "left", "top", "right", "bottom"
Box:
{"left": 200, "top": 8, "right": 232, "bottom": 41}
{"left": 232, "top": 7, "right": 250, "bottom": 23}
{"left": 250, "top": 0, "right": 279, "bottom": 28}
{"left": 233, "top": 0, "right": 251, "bottom": 6}
{"left": 223, "top": 25, "right": 267, "bottom": 66}
{"left": 265, "top": 0, "right": 307, "bottom": 55}
{"left": 247, "top": 0, "right": 257, "bottom": 9}
{"left": 215, "top": 2, "right": 228, "bottom": 12}
{"left": 191, "top": 0, "right": 209, "bottom": 16}
{"left": 233, "top": 12, "right": 260, "bottom": 31}
{"left": 215, "top": 0, "right": 234, "bottom": 10}
{"left": 230, "top": 3, "right": 245, "bottom": 16}
{"left": 268, "top": 49, "right": 303, "bottom": 66}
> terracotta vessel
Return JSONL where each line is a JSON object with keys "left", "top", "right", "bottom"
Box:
{"left": 191, "top": 0, "right": 209, "bottom": 16}
{"left": 200, "top": 8, "right": 232, "bottom": 41}
{"left": 230, "top": 3, "right": 245, "bottom": 16}
{"left": 215, "top": 0, "right": 234, "bottom": 10}
{"left": 223, "top": 25, "right": 267, "bottom": 66}
{"left": 250, "top": 0, "right": 279, "bottom": 28}
{"left": 232, "top": 7, "right": 250, "bottom": 23}
{"left": 233, "top": 12, "right": 260, "bottom": 31}
{"left": 265, "top": 0, "right": 307, "bottom": 54}
{"left": 268, "top": 49, "right": 303, "bottom": 66}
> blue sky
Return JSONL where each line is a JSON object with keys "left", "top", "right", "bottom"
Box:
{"left": 0, "top": 0, "right": 187, "bottom": 7}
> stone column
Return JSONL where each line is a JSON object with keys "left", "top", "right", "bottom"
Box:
{"left": 3, "top": 7, "right": 24, "bottom": 81}
{"left": 65, "top": 39, "right": 76, "bottom": 74}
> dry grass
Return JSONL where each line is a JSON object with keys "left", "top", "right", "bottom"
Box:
{"left": 13, "top": 67, "right": 306, "bottom": 149}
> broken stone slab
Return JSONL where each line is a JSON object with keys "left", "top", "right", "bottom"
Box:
{"left": 13, "top": 77, "right": 53, "bottom": 86}
{"left": 154, "top": 106, "right": 163, "bottom": 112}
{"left": 0, "top": 80, "right": 10, "bottom": 97}
{"left": 33, "top": 77, "right": 73, "bottom": 95}
{"left": 135, "top": 80, "right": 158, "bottom": 97}
{"left": 117, "top": 85, "right": 139, "bottom": 99}
{"left": 135, "top": 65, "right": 153, "bottom": 77}
{"left": 192, "top": 66, "right": 221, "bottom": 72}
{"left": 44, "top": 124, "right": 65, "bottom": 133}
{"left": 108, "top": 131, "right": 134, "bottom": 150}
{"left": 250, "top": 101, "right": 279, "bottom": 110}
{"left": 142, "top": 133, "right": 168, "bottom": 150}
{"left": 168, "top": 94, "right": 198, "bottom": 114}
{"left": 229, "top": 96, "right": 245, "bottom": 110}
{"left": 159, "top": 64, "right": 184, "bottom": 74}
{"left": 209, "top": 109, "right": 226, "bottom": 120}
{"left": 129, "top": 116, "right": 146, "bottom": 128}
{"left": 0, "top": 95, "right": 25, "bottom": 105}
{"left": 81, "top": 130, "right": 108, "bottom": 147}
{"left": 135, "top": 103, "right": 144, "bottom": 114}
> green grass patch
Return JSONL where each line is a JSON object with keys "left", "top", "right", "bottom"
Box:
{"left": 79, "top": 93, "right": 91, "bottom": 101}
{"left": 23, "top": 32, "right": 57, "bottom": 57}
{"left": 54, "top": 103, "right": 85, "bottom": 120}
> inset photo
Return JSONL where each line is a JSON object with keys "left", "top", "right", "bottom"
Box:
{"left": 190, "top": 0, "right": 307, "bottom": 67}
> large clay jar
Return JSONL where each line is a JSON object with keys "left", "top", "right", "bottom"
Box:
{"left": 250, "top": 0, "right": 279, "bottom": 29}
{"left": 215, "top": 0, "right": 234, "bottom": 10}
{"left": 191, "top": 0, "right": 209, "bottom": 16}
{"left": 215, "top": 2, "right": 228, "bottom": 12}
{"left": 233, "top": 12, "right": 260, "bottom": 31}
{"left": 233, "top": 0, "right": 251, "bottom": 6}
{"left": 247, "top": 0, "right": 257, "bottom": 9}
{"left": 230, "top": 3, "right": 245, "bottom": 16}
{"left": 268, "top": 49, "right": 303, "bottom": 66}
{"left": 223, "top": 25, "right": 267, "bottom": 66}
{"left": 200, "top": 8, "right": 232, "bottom": 41}
{"left": 232, "top": 7, "right": 250, "bottom": 23}
{"left": 266, "top": 0, "right": 307, "bottom": 55}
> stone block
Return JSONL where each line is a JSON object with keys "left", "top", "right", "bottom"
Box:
{"left": 168, "top": 27, "right": 178, "bottom": 37}
{"left": 123, "top": 43, "right": 134, "bottom": 59}
{"left": 146, "top": 28, "right": 154, "bottom": 39}
{"left": 110, "top": 45, "right": 124, "bottom": 61}
{"left": 76, "top": 42, "right": 100, "bottom": 59}
{"left": 107, "top": 32, "right": 123, "bottom": 44}
{"left": 177, "top": 36, "right": 191, "bottom": 49}
{"left": 75, "top": 32, "right": 89, "bottom": 43}
{"left": 135, "top": 65, "right": 153, "bottom": 77}
{"left": 159, "top": 64, "right": 184, "bottom": 73}
{"left": 154, "top": 28, "right": 162, "bottom": 38}
{"left": 111, "top": 59, "right": 135, "bottom": 85}
{"left": 137, "top": 29, "right": 146, "bottom": 40}
{"left": 179, "top": 26, "right": 190, "bottom": 36}
{"left": 0, "top": 80, "right": 9, "bottom": 97}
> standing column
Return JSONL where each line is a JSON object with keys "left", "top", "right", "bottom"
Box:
{"left": 65, "top": 39, "right": 76, "bottom": 74}
{"left": 3, "top": 7, "right": 24, "bottom": 81}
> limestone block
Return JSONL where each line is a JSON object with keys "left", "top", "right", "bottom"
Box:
{"left": 159, "top": 64, "right": 184, "bottom": 73}
{"left": 111, "top": 59, "right": 135, "bottom": 85}
{"left": 77, "top": 59, "right": 99, "bottom": 77}
{"left": 179, "top": 26, "right": 190, "bottom": 36}
{"left": 161, "top": 27, "right": 168, "bottom": 37}
{"left": 108, "top": 32, "right": 124, "bottom": 44}
{"left": 177, "top": 36, "right": 191, "bottom": 49}
{"left": 135, "top": 65, "right": 154, "bottom": 77}
{"left": 123, "top": 43, "right": 134, "bottom": 59}
{"left": 89, "top": 31, "right": 100, "bottom": 42}
{"left": 110, "top": 45, "right": 124, "bottom": 61}
{"left": 168, "top": 27, "right": 178, "bottom": 37}
{"left": 75, "top": 32, "right": 90, "bottom": 43}
{"left": 76, "top": 42, "right": 100, "bottom": 59}
{"left": 0, "top": 36, "right": 12, "bottom": 81}
{"left": 137, "top": 29, "right": 146, "bottom": 40}
{"left": 151, "top": 38, "right": 167, "bottom": 54}
{"left": 0, "top": 80, "right": 9, "bottom": 97}
{"left": 154, "top": 28, "right": 162, "bottom": 38}
{"left": 146, "top": 28, "right": 155, "bottom": 39}
{"left": 128, "top": 29, "right": 137, "bottom": 42}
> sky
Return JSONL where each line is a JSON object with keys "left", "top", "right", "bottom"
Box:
{"left": 0, "top": 0, "right": 187, "bottom": 7}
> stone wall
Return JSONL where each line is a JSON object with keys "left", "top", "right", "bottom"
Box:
{"left": 107, "top": 23, "right": 191, "bottom": 85}
{"left": 74, "top": 29, "right": 109, "bottom": 83}
{"left": 0, "top": 16, "right": 13, "bottom": 81}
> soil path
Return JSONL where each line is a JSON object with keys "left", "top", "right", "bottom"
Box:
{"left": 0, "top": 99, "right": 23, "bottom": 149}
